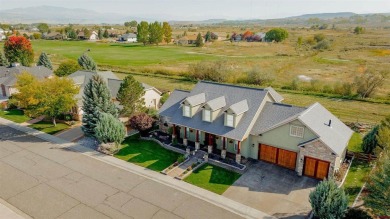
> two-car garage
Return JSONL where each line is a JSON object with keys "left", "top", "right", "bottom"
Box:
{"left": 258, "top": 144, "right": 330, "bottom": 179}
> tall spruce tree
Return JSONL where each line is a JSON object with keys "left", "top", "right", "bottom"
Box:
{"left": 362, "top": 125, "right": 379, "bottom": 154}
{"left": 81, "top": 75, "right": 118, "bottom": 136}
{"left": 36, "top": 52, "right": 53, "bottom": 70}
{"left": 117, "top": 75, "right": 145, "bottom": 117}
{"left": 0, "top": 53, "right": 9, "bottom": 67}
{"left": 78, "top": 53, "right": 97, "bottom": 72}
{"left": 195, "top": 33, "right": 204, "bottom": 47}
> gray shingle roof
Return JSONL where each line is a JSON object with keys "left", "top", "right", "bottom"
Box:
{"left": 298, "top": 103, "right": 353, "bottom": 155}
{"left": 159, "top": 81, "right": 270, "bottom": 141}
{"left": 205, "top": 96, "right": 226, "bottom": 111}
{"left": 0, "top": 66, "right": 53, "bottom": 87}
{"left": 250, "top": 102, "right": 307, "bottom": 135}
{"left": 228, "top": 99, "right": 249, "bottom": 115}
{"left": 183, "top": 93, "right": 205, "bottom": 106}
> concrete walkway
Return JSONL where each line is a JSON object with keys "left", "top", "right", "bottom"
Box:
{"left": 55, "top": 126, "right": 84, "bottom": 142}
{"left": 0, "top": 198, "right": 30, "bottom": 219}
{"left": 0, "top": 117, "right": 273, "bottom": 219}
{"left": 20, "top": 115, "right": 45, "bottom": 127}
{"left": 168, "top": 152, "right": 204, "bottom": 178}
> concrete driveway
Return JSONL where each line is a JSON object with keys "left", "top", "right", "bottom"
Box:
{"left": 223, "top": 161, "right": 318, "bottom": 218}
{"left": 0, "top": 124, "right": 245, "bottom": 219}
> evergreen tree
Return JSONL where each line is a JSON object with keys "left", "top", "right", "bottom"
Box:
{"left": 205, "top": 31, "right": 212, "bottom": 42}
{"left": 195, "top": 33, "right": 204, "bottom": 47}
{"left": 148, "top": 21, "right": 163, "bottom": 45}
{"left": 162, "top": 22, "right": 172, "bottom": 44}
{"left": 377, "top": 115, "right": 390, "bottom": 150}
{"left": 364, "top": 150, "right": 390, "bottom": 216}
{"left": 94, "top": 112, "right": 126, "bottom": 145}
{"left": 36, "top": 52, "right": 53, "bottom": 70}
{"left": 117, "top": 75, "right": 145, "bottom": 117}
{"left": 137, "top": 21, "right": 149, "bottom": 45}
{"left": 103, "top": 29, "right": 109, "bottom": 38}
{"left": 362, "top": 126, "right": 379, "bottom": 154}
{"left": 0, "top": 52, "right": 9, "bottom": 67}
{"left": 98, "top": 29, "right": 103, "bottom": 39}
{"left": 309, "top": 179, "right": 348, "bottom": 219}
{"left": 81, "top": 75, "right": 118, "bottom": 136}
{"left": 78, "top": 53, "right": 97, "bottom": 72}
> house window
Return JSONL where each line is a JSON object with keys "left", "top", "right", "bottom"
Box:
{"left": 290, "top": 125, "right": 304, "bottom": 138}
{"left": 226, "top": 114, "right": 234, "bottom": 127}
{"left": 204, "top": 109, "right": 211, "bottom": 122}
{"left": 183, "top": 105, "right": 191, "bottom": 117}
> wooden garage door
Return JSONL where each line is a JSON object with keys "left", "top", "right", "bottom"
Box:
{"left": 259, "top": 144, "right": 278, "bottom": 163}
{"left": 277, "top": 149, "right": 297, "bottom": 170}
{"left": 304, "top": 157, "right": 330, "bottom": 179}
{"left": 259, "top": 144, "right": 297, "bottom": 170}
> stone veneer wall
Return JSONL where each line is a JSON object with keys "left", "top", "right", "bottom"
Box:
{"left": 297, "top": 140, "right": 337, "bottom": 179}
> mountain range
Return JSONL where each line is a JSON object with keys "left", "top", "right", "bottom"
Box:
{"left": 0, "top": 6, "right": 388, "bottom": 25}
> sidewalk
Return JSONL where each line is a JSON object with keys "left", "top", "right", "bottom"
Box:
{"left": 55, "top": 126, "right": 84, "bottom": 142}
{"left": 0, "top": 198, "right": 31, "bottom": 219}
{"left": 0, "top": 117, "right": 273, "bottom": 219}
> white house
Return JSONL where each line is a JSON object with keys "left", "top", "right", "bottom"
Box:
{"left": 89, "top": 31, "right": 99, "bottom": 40}
{"left": 118, "top": 33, "right": 137, "bottom": 42}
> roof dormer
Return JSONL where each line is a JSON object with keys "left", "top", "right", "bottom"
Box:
{"left": 224, "top": 100, "right": 248, "bottom": 128}
{"left": 227, "top": 99, "right": 248, "bottom": 115}
{"left": 182, "top": 93, "right": 205, "bottom": 106}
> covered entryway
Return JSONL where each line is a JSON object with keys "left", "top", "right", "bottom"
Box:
{"left": 303, "top": 156, "right": 330, "bottom": 179}
{"left": 259, "top": 144, "right": 297, "bottom": 170}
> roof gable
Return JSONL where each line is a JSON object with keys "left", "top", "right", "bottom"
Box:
{"left": 228, "top": 99, "right": 248, "bottom": 115}
{"left": 204, "top": 96, "right": 226, "bottom": 111}
{"left": 183, "top": 93, "right": 205, "bottom": 106}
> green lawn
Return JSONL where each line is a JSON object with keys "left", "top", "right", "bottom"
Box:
{"left": 347, "top": 132, "right": 363, "bottom": 153}
{"left": 342, "top": 159, "right": 372, "bottom": 204}
{"left": 0, "top": 109, "right": 30, "bottom": 123}
{"left": 184, "top": 164, "right": 241, "bottom": 195}
{"left": 28, "top": 121, "right": 70, "bottom": 135}
{"left": 115, "top": 135, "right": 181, "bottom": 172}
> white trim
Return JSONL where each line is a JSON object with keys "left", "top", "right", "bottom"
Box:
{"left": 183, "top": 105, "right": 191, "bottom": 117}
{"left": 226, "top": 114, "right": 234, "bottom": 127}
{"left": 290, "top": 125, "right": 305, "bottom": 138}
{"left": 203, "top": 109, "right": 211, "bottom": 122}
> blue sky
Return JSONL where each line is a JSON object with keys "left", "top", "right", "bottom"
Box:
{"left": 1, "top": 0, "right": 389, "bottom": 20}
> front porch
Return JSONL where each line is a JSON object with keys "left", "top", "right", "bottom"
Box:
{"left": 169, "top": 124, "right": 245, "bottom": 165}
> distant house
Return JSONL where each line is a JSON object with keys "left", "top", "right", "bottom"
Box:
{"left": 253, "top": 32, "right": 266, "bottom": 42}
{"left": 45, "top": 32, "right": 64, "bottom": 40}
{"left": 0, "top": 65, "right": 53, "bottom": 97}
{"left": 0, "top": 33, "right": 5, "bottom": 41}
{"left": 178, "top": 34, "right": 203, "bottom": 45}
{"left": 231, "top": 33, "right": 242, "bottom": 42}
{"left": 68, "top": 70, "right": 162, "bottom": 120}
{"left": 118, "top": 33, "right": 137, "bottom": 42}
{"left": 77, "top": 31, "right": 98, "bottom": 40}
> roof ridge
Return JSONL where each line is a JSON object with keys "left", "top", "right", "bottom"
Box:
{"left": 199, "top": 80, "right": 266, "bottom": 92}
{"left": 298, "top": 102, "right": 320, "bottom": 117}
{"left": 174, "top": 89, "right": 190, "bottom": 93}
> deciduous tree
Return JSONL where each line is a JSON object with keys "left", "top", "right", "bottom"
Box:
{"left": 195, "top": 33, "right": 204, "bottom": 47}
{"left": 4, "top": 36, "right": 34, "bottom": 66}
{"left": 37, "top": 23, "right": 49, "bottom": 33}
{"left": 265, "top": 28, "right": 289, "bottom": 42}
{"left": 309, "top": 179, "right": 348, "bottom": 219}
{"left": 54, "top": 60, "right": 81, "bottom": 77}
{"left": 354, "top": 69, "right": 388, "bottom": 98}
{"left": 148, "top": 21, "right": 163, "bottom": 45}
{"left": 117, "top": 75, "right": 145, "bottom": 117}
{"left": 129, "top": 113, "right": 154, "bottom": 135}
{"left": 137, "top": 21, "right": 149, "bottom": 45}
{"left": 82, "top": 75, "right": 118, "bottom": 136}
{"left": 162, "top": 22, "right": 172, "bottom": 44}
{"left": 37, "top": 52, "right": 53, "bottom": 70}
{"left": 78, "top": 53, "right": 97, "bottom": 72}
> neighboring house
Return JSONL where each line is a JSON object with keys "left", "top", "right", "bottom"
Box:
{"left": 118, "top": 33, "right": 137, "bottom": 42}
{"left": 0, "top": 65, "right": 53, "bottom": 97}
{"left": 77, "top": 31, "right": 98, "bottom": 40}
{"left": 68, "top": 70, "right": 162, "bottom": 120}
{"left": 254, "top": 32, "right": 266, "bottom": 42}
{"left": 45, "top": 32, "right": 64, "bottom": 40}
{"left": 0, "top": 33, "right": 5, "bottom": 41}
{"left": 178, "top": 34, "right": 202, "bottom": 45}
{"left": 159, "top": 81, "right": 353, "bottom": 179}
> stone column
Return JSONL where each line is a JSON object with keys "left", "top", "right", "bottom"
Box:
{"left": 235, "top": 141, "right": 241, "bottom": 163}
{"left": 172, "top": 124, "right": 176, "bottom": 139}
{"left": 221, "top": 137, "right": 227, "bottom": 159}
{"left": 183, "top": 127, "right": 188, "bottom": 146}
{"left": 195, "top": 130, "right": 200, "bottom": 150}
{"left": 208, "top": 133, "right": 213, "bottom": 154}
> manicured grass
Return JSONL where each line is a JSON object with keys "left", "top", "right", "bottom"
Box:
{"left": 347, "top": 132, "right": 363, "bottom": 153}
{"left": 342, "top": 159, "right": 372, "bottom": 204}
{"left": 184, "top": 164, "right": 241, "bottom": 195}
{"left": 28, "top": 121, "right": 70, "bottom": 135}
{"left": 0, "top": 109, "right": 30, "bottom": 123}
{"left": 115, "top": 135, "right": 181, "bottom": 172}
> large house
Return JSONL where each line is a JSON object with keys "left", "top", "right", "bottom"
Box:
{"left": 77, "top": 31, "right": 98, "bottom": 40}
{"left": 0, "top": 65, "right": 53, "bottom": 97}
{"left": 158, "top": 81, "right": 353, "bottom": 179}
{"left": 68, "top": 70, "right": 162, "bottom": 120}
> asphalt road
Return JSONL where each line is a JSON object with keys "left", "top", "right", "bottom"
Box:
{"left": 0, "top": 125, "right": 244, "bottom": 219}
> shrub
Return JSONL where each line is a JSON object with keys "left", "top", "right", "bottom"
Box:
{"left": 309, "top": 179, "right": 348, "bottom": 219}
{"left": 245, "top": 66, "right": 274, "bottom": 86}
{"left": 354, "top": 26, "right": 365, "bottom": 34}
{"left": 343, "top": 208, "right": 372, "bottom": 219}
{"left": 129, "top": 113, "right": 154, "bottom": 136}
{"left": 333, "top": 82, "right": 353, "bottom": 96}
{"left": 314, "top": 33, "right": 326, "bottom": 42}
{"left": 314, "top": 39, "right": 331, "bottom": 50}
{"left": 189, "top": 60, "right": 230, "bottom": 82}
{"left": 54, "top": 60, "right": 81, "bottom": 77}
{"left": 94, "top": 113, "right": 126, "bottom": 145}
{"left": 177, "top": 155, "right": 185, "bottom": 163}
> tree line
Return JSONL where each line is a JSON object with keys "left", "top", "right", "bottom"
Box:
{"left": 137, "top": 21, "right": 172, "bottom": 45}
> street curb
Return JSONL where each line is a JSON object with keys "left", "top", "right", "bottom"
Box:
{"left": 0, "top": 117, "right": 274, "bottom": 219}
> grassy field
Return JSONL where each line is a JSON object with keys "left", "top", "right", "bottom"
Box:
{"left": 0, "top": 109, "right": 30, "bottom": 123}
{"left": 343, "top": 159, "right": 372, "bottom": 205}
{"left": 28, "top": 121, "right": 70, "bottom": 135}
{"left": 347, "top": 132, "right": 364, "bottom": 153}
{"left": 115, "top": 135, "right": 181, "bottom": 172}
{"left": 184, "top": 164, "right": 241, "bottom": 194}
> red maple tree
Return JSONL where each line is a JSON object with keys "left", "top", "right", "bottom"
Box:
{"left": 4, "top": 36, "right": 34, "bottom": 66}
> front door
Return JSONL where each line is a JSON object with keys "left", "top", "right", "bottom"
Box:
{"left": 303, "top": 157, "right": 330, "bottom": 179}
